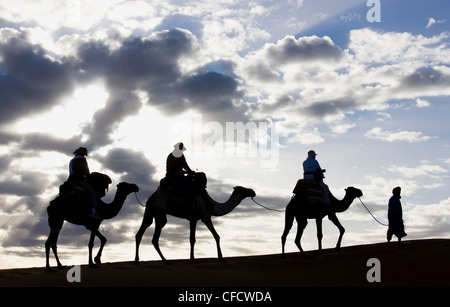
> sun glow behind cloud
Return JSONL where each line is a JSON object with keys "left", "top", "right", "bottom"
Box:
{"left": 9, "top": 83, "right": 109, "bottom": 138}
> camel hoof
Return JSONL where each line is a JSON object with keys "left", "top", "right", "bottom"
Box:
{"left": 94, "top": 256, "right": 102, "bottom": 265}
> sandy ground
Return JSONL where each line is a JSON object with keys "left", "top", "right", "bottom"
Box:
{"left": 1, "top": 239, "right": 449, "bottom": 289}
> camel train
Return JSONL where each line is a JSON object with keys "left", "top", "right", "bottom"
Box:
{"left": 45, "top": 171, "right": 363, "bottom": 270}
{"left": 45, "top": 148, "right": 362, "bottom": 270}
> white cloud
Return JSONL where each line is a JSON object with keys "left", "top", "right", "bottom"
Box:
{"left": 349, "top": 28, "right": 450, "bottom": 65}
{"left": 365, "top": 127, "right": 437, "bottom": 143}
{"left": 426, "top": 17, "right": 437, "bottom": 29}
{"left": 329, "top": 122, "right": 355, "bottom": 134}
{"left": 426, "top": 17, "right": 446, "bottom": 29}
{"left": 388, "top": 162, "right": 448, "bottom": 179}
{"left": 415, "top": 98, "right": 431, "bottom": 108}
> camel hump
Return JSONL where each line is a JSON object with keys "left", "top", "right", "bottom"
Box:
{"left": 88, "top": 172, "right": 112, "bottom": 188}
{"left": 87, "top": 172, "right": 112, "bottom": 196}
{"left": 192, "top": 172, "right": 207, "bottom": 191}
{"left": 292, "top": 179, "right": 305, "bottom": 195}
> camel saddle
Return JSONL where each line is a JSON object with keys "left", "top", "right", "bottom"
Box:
{"left": 58, "top": 172, "right": 112, "bottom": 199}
{"left": 292, "top": 179, "right": 325, "bottom": 204}
{"left": 160, "top": 171, "right": 207, "bottom": 193}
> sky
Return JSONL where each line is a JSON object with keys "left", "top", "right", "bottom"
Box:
{"left": 0, "top": 0, "right": 449, "bottom": 270}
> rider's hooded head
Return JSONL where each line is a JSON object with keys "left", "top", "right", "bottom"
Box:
{"left": 172, "top": 142, "right": 186, "bottom": 158}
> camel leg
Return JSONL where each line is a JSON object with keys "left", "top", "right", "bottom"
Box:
{"left": 93, "top": 230, "right": 107, "bottom": 265}
{"left": 88, "top": 232, "right": 96, "bottom": 267}
{"left": 294, "top": 218, "right": 308, "bottom": 258}
{"left": 45, "top": 228, "right": 64, "bottom": 271}
{"left": 316, "top": 218, "right": 323, "bottom": 254}
{"left": 202, "top": 218, "right": 223, "bottom": 262}
{"left": 328, "top": 213, "right": 345, "bottom": 252}
{"left": 189, "top": 220, "right": 197, "bottom": 262}
{"left": 45, "top": 217, "right": 64, "bottom": 271}
{"left": 134, "top": 212, "right": 153, "bottom": 264}
{"left": 152, "top": 217, "right": 168, "bottom": 264}
{"left": 281, "top": 210, "right": 295, "bottom": 259}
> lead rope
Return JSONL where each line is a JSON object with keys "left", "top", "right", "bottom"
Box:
{"left": 358, "top": 197, "right": 388, "bottom": 226}
{"left": 135, "top": 192, "right": 146, "bottom": 207}
{"left": 251, "top": 197, "right": 285, "bottom": 213}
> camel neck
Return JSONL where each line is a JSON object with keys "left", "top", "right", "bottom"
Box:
{"left": 207, "top": 190, "right": 243, "bottom": 217}
{"left": 334, "top": 192, "right": 355, "bottom": 213}
{"left": 98, "top": 188, "right": 129, "bottom": 219}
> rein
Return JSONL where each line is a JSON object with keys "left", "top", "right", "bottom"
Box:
{"left": 358, "top": 197, "right": 388, "bottom": 226}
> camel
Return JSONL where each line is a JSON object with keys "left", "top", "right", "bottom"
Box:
{"left": 134, "top": 180, "right": 256, "bottom": 264}
{"left": 45, "top": 173, "right": 139, "bottom": 271}
{"left": 281, "top": 181, "right": 363, "bottom": 258}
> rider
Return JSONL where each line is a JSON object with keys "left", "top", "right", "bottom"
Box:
{"left": 166, "top": 142, "right": 195, "bottom": 206}
{"left": 302, "top": 150, "right": 329, "bottom": 204}
{"left": 69, "top": 147, "right": 101, "bottom": 219}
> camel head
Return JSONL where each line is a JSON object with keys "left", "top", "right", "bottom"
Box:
{"left": 233, "top": 186, "right": 256, "bottom": 199}
{"left": 117, "top": 182, "right": 140, "bottom": 194}
{"left": 345, "top": 186, "right": 363, "bottom": 199}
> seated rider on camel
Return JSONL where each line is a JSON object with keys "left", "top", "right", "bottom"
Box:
{"left": 302, "top": 150, "right": 330, "bottom": 204}
{"left": 68, "top": 147, "right": 101, "bottom": 219}
{"left": 166, "top": 142, "right": 196, "bottom": 207}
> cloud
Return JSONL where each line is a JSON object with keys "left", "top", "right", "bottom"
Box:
{"left": 426, "top": 17, "right": 446, "bottom": 29}
{"left": 388, "top": 162, "right": 448, "bottom": 179}
{"left": 415, "top": 98, "right": 430, "bottom": 108}
{"left": 0, "top": 33, "right": 73, "bottom": 124}
{"left": 365, "top": 127, "right": 437, "bottom": 143}
{"left": 95, "top": 147, "right": 157, "bottom": 191}
{"left": 262, "top": 34, "right": 344, "bottom": 66}
{"left": 426, "top": 17, "right": 437, "bottom": 29}
{"left": 400, "top": 66, "right": 450, "bottom": 93}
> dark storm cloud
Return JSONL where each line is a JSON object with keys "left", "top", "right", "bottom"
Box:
{"left": 77, "top": 29, "right": 194, "bottom": 87}
{"left": 0, "top": 171, "right": 48, "bottom": 200}
{"left": 18, "top": 133, "right": 83, "bottom": 154}
{"left": 75, "top": 29, "right": 197, "bottom": 146}
{"left": 1, "top": 27, "right": 249, "bottom": 150}
{"left": 401, "top": 66, "right": 450, "bottom": 90}
{"left": 0, "top": 35, "right": 73, "bottom": 124}
{"left": 180, "top": 71, "right": 247, "bottom": 121}
{"left": 95, "top": 147, "right": 157, "bottom": 190}
{"left": 265, "top": 35, "right": 344, "bottom": 65}
{"left": 302, "top": 98, "right": 358, "bottom": 118}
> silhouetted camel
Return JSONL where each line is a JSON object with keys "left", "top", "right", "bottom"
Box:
{"left": 135, "top": 185, "right": 256, "bottom": 263}
{"left": 45, "top": 174, "right": 139, "bottom": 271}
{"left": 281, "top": 183, "right": 363, "bottom": 258}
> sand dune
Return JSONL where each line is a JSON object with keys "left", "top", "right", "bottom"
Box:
{"left": 1, "top": 239, "right": 449, "bottom": 288}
